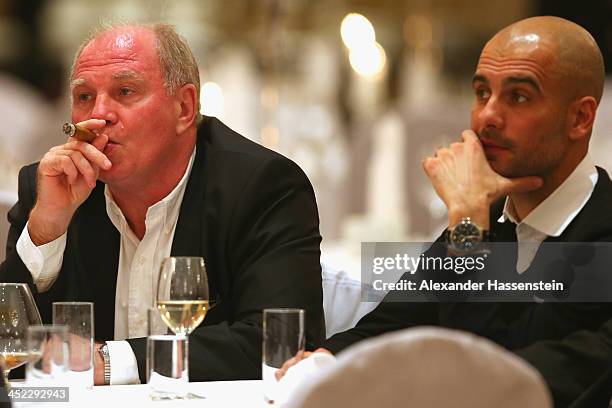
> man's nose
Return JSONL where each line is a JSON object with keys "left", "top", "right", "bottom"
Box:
{"left": 91, "top": 94, "right": 118, "bottom": 124}
{"left": 477, "top": 96, "right": 504, "bottom": 130}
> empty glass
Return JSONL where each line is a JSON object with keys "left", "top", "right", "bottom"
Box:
{"left": 147, "top": 335, "right": 189, "bottom": 400}
{"left": 262, "top": 308, "right": 305, "bottom": 404}
{"left": 26, "top": 325, "right": 68, "bottom": 385}
{"left": 52, "top": 302, "right": 94, "bottom": 388}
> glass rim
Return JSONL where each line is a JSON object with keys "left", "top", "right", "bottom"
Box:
{"left": 263, "top": 308, "right": 305, "bottom": 314}
{"left": 27, "top": 324, "right": 69, "bottom": 333}
{"left": 52, "top": 301, "right": 94, "bottom": 306}
{"left": 147, "top": 334, "right": 188, "bottom": 341}
{"left": 162, "top": 256, "right": 205, "bottom": 261}
{"left": 0, "top": 282, "right": 29, "bottom": 288}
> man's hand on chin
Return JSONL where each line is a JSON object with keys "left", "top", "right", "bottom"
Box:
{"left": 422, "top": 130, "right": 543, "bottom": 227}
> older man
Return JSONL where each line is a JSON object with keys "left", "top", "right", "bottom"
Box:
{"left": 280, "top": 16, "right": 612, "bottom": 406}
{"left": 0, "top": 23, "right": 324, "bottom": 384}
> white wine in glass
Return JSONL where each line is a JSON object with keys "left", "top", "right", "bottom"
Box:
{"left": 156, "top": 300, "right": 209, "bottom": 335}
{"left": 0, "top": 283, "right": 42, "bottom": 385}
{"left": 156, "top": 257, "right": 209, "bottom": 336}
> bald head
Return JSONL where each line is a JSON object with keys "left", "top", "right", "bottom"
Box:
{"left": 484, "top": 16, "right": 604, "bottom": 103}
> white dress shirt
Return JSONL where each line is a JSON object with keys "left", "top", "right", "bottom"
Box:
{"left": 497, "top": 155, "right": 598, "bottom": 273}
{"left": 16, "top": 147, "right": 195, "bottom": 384}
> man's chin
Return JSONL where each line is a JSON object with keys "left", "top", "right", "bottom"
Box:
{"left": 487, "top": 159, "right": 518, "bottom": 179}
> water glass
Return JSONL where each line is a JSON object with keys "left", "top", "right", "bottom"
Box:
{"left": 147, "top": 335, "right": 188, "bottom": 400}
{"left": 262, "top": 308, "right": 305, "bottom": 403}
{"left": 26, "top": 325, "right": 68, "bottom": 385}
{"left": 52, "top": 302, "right": 94, "bottom": 388}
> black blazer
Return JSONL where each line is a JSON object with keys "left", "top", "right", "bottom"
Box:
{"left": 324, "top": 167, "right": 612, "bottom": 407}
{"left": 513, "top": 169, "right": 612, "bottom": 407}
{"left": 0, "top": 116, "right": 325, "bottom": 382}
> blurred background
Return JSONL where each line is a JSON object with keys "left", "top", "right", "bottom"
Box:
{"left": 1, "top": 0, "right": 611, "bottom": 275}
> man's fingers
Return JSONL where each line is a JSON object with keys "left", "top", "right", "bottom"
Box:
{"left": 275, "top": 356, "right": 297, "bottom": 381}
{"left": 76, "top": 119, "right": 107, "bottom": 131}
{"left": 63, "top": 140, "right": 111, "bottom": 170}
{"left": 48, "top": 150, "right": 97, "bottom": 188}
{"left": 55, "top": 155, "right": 79, "bottom": 185}
{"left": 500, "top": 176, "right": 544, "bottom": 195}
{"left": 460, "top": 130, "right": 479, "bottom": 143}
{"left": 91, "top": 134, "right": 110, "bottom": 156}
{"left": 274, "top": 351, "right": 315, "bottom": 381}
{"left": 66, "top": 150, "right": 98, "bottom": 188}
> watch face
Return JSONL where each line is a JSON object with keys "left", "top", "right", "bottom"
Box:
{"left": 451, "top": 221, "right": 481, "bottom": 251}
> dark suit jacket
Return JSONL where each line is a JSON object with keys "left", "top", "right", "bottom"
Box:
{"left": 324, "top": 167, "right": 612, "bottom": 407}
{"left": 0, "top": 116, "right": 325, "bottom": 382}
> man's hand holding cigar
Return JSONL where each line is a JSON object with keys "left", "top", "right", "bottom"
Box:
{"left": 28, "top": 119, "right": 112, "bottom": 246}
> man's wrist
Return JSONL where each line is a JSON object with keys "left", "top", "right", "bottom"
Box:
{"left": 97, "top": 343, "right": 111, "bottom": 385}
{"left": 28, "top": 206, "right": 72, "bottom": 246}
{"left": 448, "top": 203, "right": 490, "bottom": 230}
{"left": 94, "top": 342, "right": 110, "bottom": 385}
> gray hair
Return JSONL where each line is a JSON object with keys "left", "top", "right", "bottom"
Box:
{"left": 70, "top": 21, "right": 202, "bottom": 124}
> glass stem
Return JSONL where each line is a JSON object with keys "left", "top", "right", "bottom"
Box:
{"left": 3, "top": 369, "right": 10, "bottom": 388}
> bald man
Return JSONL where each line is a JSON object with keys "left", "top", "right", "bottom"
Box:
{"left": 280, "top": 16, "right": 612, "bottom": 406}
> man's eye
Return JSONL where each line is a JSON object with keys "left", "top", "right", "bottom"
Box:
{"left": 78, "top": 93, "right": 92, "bottom": 102}
{"left": 475, "top": 88, "right": 490, "bottom": 100}
{"left": 119, "top": 88, "right": 133, "bottom": 96}
{"left": 514, "top": 93, "right": 528, "bottom": 103}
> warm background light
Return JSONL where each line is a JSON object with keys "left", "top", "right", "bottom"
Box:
{"left": 340, "top": 13, "right": 376, "bottom": 50}
{"left": 200, "top": 81, "right": 224, "bottom": 118}
{"left": 348, "top": 42, "right": 386, "bottom": 77}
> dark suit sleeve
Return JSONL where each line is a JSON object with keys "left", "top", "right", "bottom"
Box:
{"left": 323, "top": 238, "right": 448, "bottom": 354}
{"left": 0, "top": 165, "right": 39, "bottom": 287}
{"left": 128, "top": 155, "right": 324, "bottom": 382}
{"left": 514, "top": 319, "right": 612, "bottom": 407}
{"left": 323, "top": 294, "right": 438, "bottom": 354}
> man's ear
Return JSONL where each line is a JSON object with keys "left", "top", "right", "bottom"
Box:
{"left": 568, "top": 96, "right": 597, "bottom": 141}
{"left": 175, "top": 83, "right": 198, "bottom": 134}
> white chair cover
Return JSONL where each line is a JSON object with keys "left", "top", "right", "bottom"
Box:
{"left": 289, "top": 326, "right": 552, "bottom": 408}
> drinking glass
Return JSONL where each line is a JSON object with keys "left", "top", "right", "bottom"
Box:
{"left": 0, "top": 283, "right": 42, "bottom": 385}
{"left": 262, "top": 308, "right": 305, "bottom": 404}
{"left": 52, "top": 302, "right": 94, "bottom": 387}
{"left": 146, "top": 335, "right": 188, "bottom": 400}
{"left": 26, "top": 325, "right": 68, "bottom": 385}
{"left": 156, "top": 257, "right": 209, "bottom": 335}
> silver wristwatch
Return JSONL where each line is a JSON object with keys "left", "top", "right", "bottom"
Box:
{"left": 445, "top": 217, "right": 493, "bottom": 254}
{"left": 99, "top": 343, "right": 111, "bottom": 385}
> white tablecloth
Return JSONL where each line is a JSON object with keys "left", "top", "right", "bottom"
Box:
{"left": 13, "top": 380, "right": 268, "bottom": 407}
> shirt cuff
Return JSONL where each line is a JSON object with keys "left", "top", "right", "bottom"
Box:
{"left": 106, "top": 341, "right": 141, "bottom": 385}
{"left": 16, "top": 221, "right": 66, "bottom": 292}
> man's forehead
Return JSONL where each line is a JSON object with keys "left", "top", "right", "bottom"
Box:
{"left": 474, "top": 40, "right": 557, "bottom": 83}
{"left": 76, "top": 27, "right": 158, "bottom": 68}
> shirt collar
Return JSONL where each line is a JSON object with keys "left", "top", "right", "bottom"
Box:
{"left": 497, "top": 154, "right": 598, "bottom": 237}
{"left": 105, "top": 146, "right": 196, "bottom": 235}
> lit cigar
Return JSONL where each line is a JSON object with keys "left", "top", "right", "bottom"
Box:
{"left": 62, "top": 122, "right": 96, "bottom": 142}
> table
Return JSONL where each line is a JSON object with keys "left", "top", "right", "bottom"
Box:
{"left": 13, "top": 380, "right": 269, "bottom": 407}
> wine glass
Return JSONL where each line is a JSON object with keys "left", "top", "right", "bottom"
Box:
{"left": 0, "top": 283, "right": 42, "bottom": 385}
{"left": 156, "top": 257, "right": 209, "bottom": 336}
